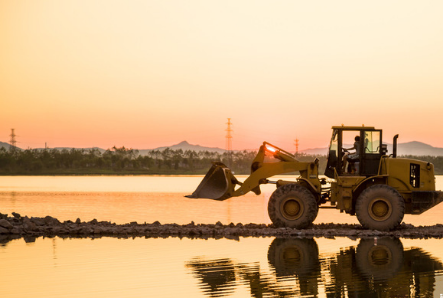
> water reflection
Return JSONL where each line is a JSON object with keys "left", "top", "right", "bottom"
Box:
{"left": 185, "top": 259, "right": 237, "bottom": 297}
{"left": 187, "top": 237, "right": 443, "bottom": 298}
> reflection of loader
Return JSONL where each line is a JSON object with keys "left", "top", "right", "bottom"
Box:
{"left": 186, "top": 238, "right": 443, "bottom": 298}
{"left": 268, "top": 237, "right": 443, "bottom": 298}
{"left": 187, "top": 126, "right": 443, "bottom": 230}
{"left": 185, "top": 258, "right": 236, "bottom": 297}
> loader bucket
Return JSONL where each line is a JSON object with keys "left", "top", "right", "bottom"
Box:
{"left": 185, "top": 162, "right": 239, "bottom": 201}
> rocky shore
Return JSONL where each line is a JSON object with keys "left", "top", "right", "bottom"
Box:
{"left": 1, "top": 212, "right": 443, "bottom": 243}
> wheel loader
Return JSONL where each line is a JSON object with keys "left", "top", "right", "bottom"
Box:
{"left": 186, "top": 126, "right": 443, "bottom": 231}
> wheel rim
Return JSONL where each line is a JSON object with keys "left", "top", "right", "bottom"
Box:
{"left": 368, "top": 198, "right": 392, "bottom": 221}
{"left": 281, "top": 198, "right": 304, "bottom": 220}
{"left": 282, "top": 247, "right": 302, "bottom": 266}
{"left": 368, "top": 245, "right": 392, "bottom": 268}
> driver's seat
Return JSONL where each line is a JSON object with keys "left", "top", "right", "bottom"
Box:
{"left": 346, "top": 157, "right": 359, "bottom": 174}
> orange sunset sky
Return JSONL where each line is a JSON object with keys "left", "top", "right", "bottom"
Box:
{"left": 1, "top": 0, "right": 443, "bottom": 151}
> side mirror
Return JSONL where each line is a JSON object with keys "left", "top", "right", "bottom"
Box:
{"left": 381, "top": 144, "right": 388, "bottom": 155}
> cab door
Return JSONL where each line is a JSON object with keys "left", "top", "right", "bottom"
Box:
{"left": 325, "top": 129, "right": 339, "bottom": 178}
{"left": 360, "top": 130, "right": 382, "bottom": 175}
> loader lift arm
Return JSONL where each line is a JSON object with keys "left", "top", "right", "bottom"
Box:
{"left": 186, "top": 142, "right": 321, "bottom": 201}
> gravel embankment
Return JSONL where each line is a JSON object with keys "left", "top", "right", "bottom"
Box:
{"left": 1, "top": 212, "right": 443, "bottom": 242}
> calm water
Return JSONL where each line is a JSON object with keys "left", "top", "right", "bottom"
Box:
{"left": 1, "top": 175, "right": 443, "bottom": 297}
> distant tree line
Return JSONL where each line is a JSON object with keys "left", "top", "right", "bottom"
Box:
{"left": 0, "top": 146, "right": 442, "bottom": 175}
{"left": 0, "top": 147, "right": 257, "bottom": 175}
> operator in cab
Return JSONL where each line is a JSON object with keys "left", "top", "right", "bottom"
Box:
{"left": 342, "top": 135, "right": 360, "bottom": 173}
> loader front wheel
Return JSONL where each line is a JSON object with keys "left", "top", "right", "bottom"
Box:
{"left": 356, "top": 185, "right": 405, "bottom": 231}
{"left": 268, "top": 238, "right": 319, "bottom": 278}
{"left": 268, "top": 184, "right": 318, "bottom": 229}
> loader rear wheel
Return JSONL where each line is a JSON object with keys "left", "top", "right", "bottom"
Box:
{"left": 356, "top": 185, "right": 405, "bottom": 231}
{"left": 268, "top": 184, "right": 318, "bottom": 229}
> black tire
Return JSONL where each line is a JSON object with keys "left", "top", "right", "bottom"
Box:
{"left": 356, "top": 185, "right": 405, "bottom": 231}
{"left": 268, "top": 184, "right": 318, "bottom": 229}
{"left": 356, "top": 237, "right": 404, "bottom": 281}
{"left": 268, "top": 238, "right": 319, "bottom": 278}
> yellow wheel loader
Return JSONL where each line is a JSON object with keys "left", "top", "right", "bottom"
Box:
{"left": 187, "top": 126, "right": 443, "bottom": 231}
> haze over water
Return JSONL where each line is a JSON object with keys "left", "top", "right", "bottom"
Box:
{"left": 1, "top": 175, "right": 443, "bottom": 226}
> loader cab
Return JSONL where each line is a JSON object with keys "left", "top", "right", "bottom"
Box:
{"left": 325, "top": 126, "right": 385, "bottom": 178}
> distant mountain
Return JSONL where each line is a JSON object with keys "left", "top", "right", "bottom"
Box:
{"left": 0, "top": 142, "right": 21, "bottom": 151}
{"left": 394, "top": 141, "right": 443, "bottom": 156}
{"left": 138, "top": 141, "right": 226, "bottom": 155}
{"left": 301, "top": 141, "right": 443, "bottom": 156}
{"left": 0, "top": 142, "right": 11, "bottom": 150}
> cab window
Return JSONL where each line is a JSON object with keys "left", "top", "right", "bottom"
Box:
{"left": 364, "top": 131, "right": 381, "bottom": 154}
{"left": 330, "top": 129, "right": 338, "bottom": 153}
{"left": 327, "top": 129, "right": 338, "bottom": 167}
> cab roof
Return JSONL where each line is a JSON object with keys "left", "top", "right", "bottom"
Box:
{"left": 331, "top": 125, "right": 377, "bottom": 131}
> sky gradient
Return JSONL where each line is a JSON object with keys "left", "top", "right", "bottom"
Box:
{"left": 1, "top": 1, "right": 443, "bottom": 151}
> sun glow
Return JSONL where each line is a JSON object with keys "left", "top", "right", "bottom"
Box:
{"left": 265, "top": 145, "right": 277, "bottom": 153}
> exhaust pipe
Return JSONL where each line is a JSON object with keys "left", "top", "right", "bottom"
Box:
{"left": 393, "top": 134, "right": 399, "bottom": 158}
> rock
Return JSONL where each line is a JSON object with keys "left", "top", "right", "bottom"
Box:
{"left": 0, "top": 227, "right": 9, "bottom": 234}
{"left": 75, "top": 218, "right": 81, "bottom": 224}
{"left": 135, "top": 227, "right": 145, "bottom": 234}
{"left": 23, "top": 218, "right": 38, "bottom": 231}
{"left": 12, "top": 212, "right": 21, "bottom": 218}
{"left": 50, "top": 227, "right": 62, "bottom": 234}
{"left": 79, "top": 226, "right": 92, "bottom": 235}
{"left": 11, "top": 218, "right": 21, "bottom": 224}
{"left": 10, "top": 227, "right": 23, "bottom": 235}
{"left": 187, "top": 221, "right": 195, "bottom": 227}
{"left": 24, "top": 236, "right": 36, "bottom": 243}
{"left": 44, "top": 216, "right": 59, "bottom": 226}
{"left": 31, "top": 218, "right": 45, "bottom": 226}
{"left": 0, "top": 219, "right": 13, "bottom": 229}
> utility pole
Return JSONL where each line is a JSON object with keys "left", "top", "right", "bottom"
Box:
{"left": 226, "top": 118, "right": 233, "bottom": 167}
{"left": 294, "top": 138, "right": 299, "bottom": 157}
{"left": 9, "top": 129, "right": 17, "bottom": 152}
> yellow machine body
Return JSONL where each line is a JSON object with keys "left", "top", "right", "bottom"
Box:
{"left": 187, "top": 126, "right": 443, "bottom": 230}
